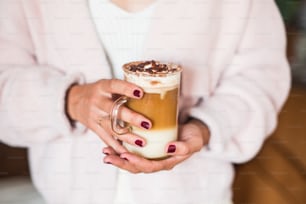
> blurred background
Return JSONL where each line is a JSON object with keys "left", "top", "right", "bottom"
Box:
{"left": 1, "top": 0, "right": 306, "bottom": 203}
{"left": 234, "top": 0, "right": 306, "bottom": 203}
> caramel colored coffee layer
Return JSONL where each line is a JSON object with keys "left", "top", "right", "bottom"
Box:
{"left": 127, "top": 88, "right": 178, "bottom": 130}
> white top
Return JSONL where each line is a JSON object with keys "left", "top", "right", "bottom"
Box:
{"left": 89, "top": 1, "right": 157, "bottom": 203}
{"left": 89, "top": 0, "right": 157, "bottom": 79}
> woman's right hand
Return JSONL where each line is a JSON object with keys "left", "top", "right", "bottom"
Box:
{"left": 66, "top": 79, "right": 152, "bottom": 154}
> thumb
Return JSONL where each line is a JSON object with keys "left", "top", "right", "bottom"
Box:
{"left": 165, "top": 141, "right": 191, "bottom": 156}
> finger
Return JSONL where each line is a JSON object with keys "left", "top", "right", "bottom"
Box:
{"left": 103, "top": 154, "right": 140, "bottom": 174}
{"left": 98, "top": 129, "right": 127, "bottom": 154}
{"left": 96, "top": 114, "right": 146, "bottom": 147}
{"left": 103, "top": 142, "right": 192, "bottom": 174}
{"left": 117, "top": 132, "right": 147, "bottom": 147}
{"left": 102, "top": 146, "right": 117, "bottom": 155}
{"left": 90, "top": 118, "right": 127, "bottom": 154}
{"left": 96, "top": 99, "right": 152, "bottom": 130}
{"left": 178, "top": 123, "right": 206, "bottom": 151}
{"left": 118, "top": 106, "right": 152, "bottom": 130}
{"left": 165, "top": 141, "right": 190, "bottom": 156}
{"left": 99, "top": 79, "right": 143, "bottom": 99}
{"left": 119, "top": 152, "right": 181, "bottom": 173}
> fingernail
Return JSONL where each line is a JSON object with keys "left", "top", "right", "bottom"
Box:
{"left": 135, "top": 139, "right": 143, "bottom": 147}
{"left": 167, "top": 145, "right": 176, "bottom": 153}
{"left": 141, "top": 121, "right": 150, "bottom": 129}
{"left": 133, "top": 89, "right": 141, "bottom": 97}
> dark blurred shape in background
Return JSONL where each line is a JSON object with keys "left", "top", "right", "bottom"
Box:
{"left": 234, "top": 1, "right": 306, "bottom": 203}
{"left": 0, "top": 143, "right": 29, "bottom": 178}
{"left": 277, "top": 0, "right": 306, "bottom": 84}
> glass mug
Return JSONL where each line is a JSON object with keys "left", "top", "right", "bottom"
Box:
{"left": 110, "top": 60, "right": 182, "bottom": 159}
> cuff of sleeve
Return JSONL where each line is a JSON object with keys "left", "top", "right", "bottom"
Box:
{"left": 189, "top": 102, "right": 230, "bottom": 154}
{"left": 55, "top": 73, "right": 86, "bottom": 136}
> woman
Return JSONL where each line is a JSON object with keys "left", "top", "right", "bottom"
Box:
{"left": 0, "top": 0, "right": 290, "bottom": 203}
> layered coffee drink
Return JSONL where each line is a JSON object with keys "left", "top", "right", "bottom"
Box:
{"left": 122, "top": 60, "right": 182, "bottom": 159}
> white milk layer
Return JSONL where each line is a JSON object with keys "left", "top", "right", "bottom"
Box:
{"left": 123, "top": 127, "right": 178, "bottom": 159}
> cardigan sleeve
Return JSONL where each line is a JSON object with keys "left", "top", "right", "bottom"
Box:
{"left": 0, "top": 0, "right": 85, "bottom": 147}
{"left": 189, "top": 0, "right": 291, "bottom": 163}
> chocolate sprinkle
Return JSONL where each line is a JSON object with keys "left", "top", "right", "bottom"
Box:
{"left": 124, "top": 60, "right": 181, "bottom": 76}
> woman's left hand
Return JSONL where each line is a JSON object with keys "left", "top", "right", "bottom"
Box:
{"left": 102, "top": 119, "right": 210, "bottom": 173}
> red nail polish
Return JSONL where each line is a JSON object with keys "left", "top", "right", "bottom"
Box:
{"left": 167, "top": 145, "right": 176, "bottom": 153}
{"left": 141, "top": 121, "right": 150, "bottom": 129}
{"left": 133, "top": 89, "right": 141, "bottom": 97}
{"left": 135, "top": 139, "right": 143, "bottom": 147}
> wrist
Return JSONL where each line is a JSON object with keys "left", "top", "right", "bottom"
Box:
{"left": 65, "top": 83, "right": 79, "bottom": 122}
{"left": 186, "top": 117, "right": 210, "bottom": 147}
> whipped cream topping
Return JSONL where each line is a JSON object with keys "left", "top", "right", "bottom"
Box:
{"left": 123, "top": 60, "right": 182, "bottom": 95}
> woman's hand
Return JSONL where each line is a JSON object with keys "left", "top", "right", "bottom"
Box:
{"left": 102, "top": 119, "right": 210, "bottom": 173}
{"left": 66, "top": 79, "right": 152, "bottom": 154}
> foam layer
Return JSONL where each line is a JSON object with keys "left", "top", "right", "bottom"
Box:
{"left": 123, "top": 61, "right": 182, "bottom": 95}
{"left": 123, "top": 127, "right": 178, "bottom": 159}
